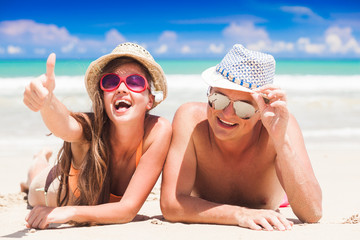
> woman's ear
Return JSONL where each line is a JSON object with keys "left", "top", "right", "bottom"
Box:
{"left": 146, "top": 94, "right": 154, "bottom": 110}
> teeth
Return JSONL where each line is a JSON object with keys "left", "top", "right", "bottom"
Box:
{"left": 115, "top": 99, "right": 131, "bottom": 109}
{"left": 115, "top": 99, "right": 131, "bottom": 106}
{"left": 218, "top": 118, "right": 236, "bottom": 126}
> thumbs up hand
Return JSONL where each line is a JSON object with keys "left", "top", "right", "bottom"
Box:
{"left": 24, "top": 53, "right": 57, "bottom": 112}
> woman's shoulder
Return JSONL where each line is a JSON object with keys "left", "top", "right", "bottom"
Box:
{"left": 143, "top": 114, "right": 172, "bottom": 148}
{"left": 145, "top": 114, "right": 171, "bottom": 133}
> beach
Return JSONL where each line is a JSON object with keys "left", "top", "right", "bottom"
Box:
{"left": 0, "top": 71, "right": 360, "bottom": 239}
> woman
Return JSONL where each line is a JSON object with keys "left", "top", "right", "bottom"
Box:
{"left": 22, "top": 42, "right": 172, "bottom": 229}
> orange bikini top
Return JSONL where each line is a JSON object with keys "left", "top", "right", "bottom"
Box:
{"left": 69, "top": 139, "right": 143, "bottom": 203}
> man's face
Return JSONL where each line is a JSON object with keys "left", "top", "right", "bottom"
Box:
{"left": 207, "top": 87, "right": 260, "bottom": 141}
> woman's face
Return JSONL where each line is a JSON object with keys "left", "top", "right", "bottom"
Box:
{"left": 102, "top": 62, "right": 154, "bottom": 124}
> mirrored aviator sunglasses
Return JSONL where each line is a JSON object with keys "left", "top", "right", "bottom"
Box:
{"left": 100, "top": 73, "right": 149, "bottom": 93}
{"left": 207, "top": 92, "right": 257, "bottom": 119}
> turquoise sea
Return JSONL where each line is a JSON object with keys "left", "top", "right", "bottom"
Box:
{"left": 0, "top": 59, "right": 360, "bottom": 77}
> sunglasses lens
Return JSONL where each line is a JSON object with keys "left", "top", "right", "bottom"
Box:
{"left": 233, "top": 101, "right": 256, "bottom": 119}
{"left": 126, "top": 75, "right": 146, "bottom": 91}
{"left": 208, "top": 93, "right": 230, "bottom": 110}
{"left": 208, "top": 92, "right": 256, "bottom": 119}
{"left": 101, "top": 74, "right": 120, "bottom": 91}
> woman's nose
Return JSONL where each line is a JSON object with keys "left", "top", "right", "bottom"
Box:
{"left": 116, "top": 82, "right": 129, "bottom": 93}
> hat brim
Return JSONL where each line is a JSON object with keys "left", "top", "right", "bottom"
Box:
{"left": 201, "top": 66, "right": 253, "bottom": 93}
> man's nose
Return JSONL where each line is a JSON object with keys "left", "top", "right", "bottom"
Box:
{"left": 222, "top": 102, "right": 236, "bottom": 116}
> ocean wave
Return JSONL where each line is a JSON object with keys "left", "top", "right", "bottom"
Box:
{"left": 1, "top": 74, "right": 360, "bottom": 91}
{"left": 275, "top": 75, "right": 360, "bottom": 92}
{"left": 303, "top": 128, "right": 360, "bottom": 138}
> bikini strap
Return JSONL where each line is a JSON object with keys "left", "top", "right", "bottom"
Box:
{"left": 135, "top": 139, "right": 143, "bottom": 167}
{"left": 44, "top": 165, "right": 59, "bottom": 193}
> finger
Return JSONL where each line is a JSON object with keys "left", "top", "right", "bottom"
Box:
{"left": 30, "top": 208, "right": 47, "bottom": 229}
{"left": 44, "top": 53, "right": 56, "bottom": 90}
{"left": 268, "top": 216, "right": 286, "bottom": 231}
{"left": 278, "top": 217, "right": 293, "bottom": 230}
{"left": 23, "top": 96, "right": 41, "bottom": 112}
{"left": 46, "top": 53, "right": 56, "bottom": 80}
{"left": 251, "top": 92, "right": 267, "bottom": 113}
{"left": 246, "top": 220, "right": 263, "bottom": 231}
{"left": 29, "top": 75, "right": 49, "bottom": 98}
{"left": 25, "top": 211, "right": 31, "bottom": 222}
{"left": 25, "top": 207, "right": 38, "bottom": 228}
{"left": 254, "top": 84, "right": 281, "bottom": 92}
{"left": 30, "top": 77, "right": 50, "bottom": 102}
{"left": 269, "top": 100, "right": 287, "bottom": 110}
{"left": 24, "top": 84, "right": 41, "bottom": 106}
{"left": 265, "top": 90, "right": 287, "bottom": 101}
{"left": 257, "top": 218, "right": 274, "bottom": 231}
{"left": 39, "top": 217, "right": 50, "bottom": 230}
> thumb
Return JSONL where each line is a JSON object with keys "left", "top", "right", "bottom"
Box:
{"left": 44, "top": 53, "right": 56, "bottom": 92}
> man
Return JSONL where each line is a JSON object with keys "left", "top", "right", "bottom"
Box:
{"left": 160, "top": 44, "right": 322, "bottom": 231}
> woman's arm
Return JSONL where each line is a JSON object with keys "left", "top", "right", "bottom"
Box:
{"left": 25, "top": 116, "right": 172, "bottom": 229}
{"left": 23, "top": 53, "right": 83, "bottom": 142}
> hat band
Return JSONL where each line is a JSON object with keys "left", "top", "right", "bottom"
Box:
{"left": 215, "top": 65, "right": 259, "bottom": 90}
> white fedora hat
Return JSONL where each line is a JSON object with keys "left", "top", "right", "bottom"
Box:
{"left": 202, "top": 44, "right": 275, "bottom": 92}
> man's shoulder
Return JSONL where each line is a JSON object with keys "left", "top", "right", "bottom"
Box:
{"left": 174, "top": 102, "right": 207, "bottom": 122}
{"left": 172, "top": 102, "right": 208, "bottom": 131}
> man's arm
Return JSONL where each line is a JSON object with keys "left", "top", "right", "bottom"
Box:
{"left": 252, "top": 85, "right": 322, "bottom": 223}
{"left": 160, "top": 103, "right": 293, "bottom": 231}
{"left": 274, "top": 115, "right": 322, "bottom": 223}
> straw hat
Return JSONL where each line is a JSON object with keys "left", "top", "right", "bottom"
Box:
{"left": 202, "top": 44, "right": 275, "bottom": 92}
{"left": 85, "top": 42, "right": 167, "bottom": 108}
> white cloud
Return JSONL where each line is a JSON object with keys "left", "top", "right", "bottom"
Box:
{"left": 297, "top": 38, "right": 325, "bottom": 54}
{"left": 223, "top": 22, "right": 270, "bottom": 45}
{"left": 247, "top": 41, "right": 268, "bottom": 51}
{"left": 155, "top": 44, "right": 168, "bottom": 54}
{"left": 7, "top": 45, "right": 22, "bottom": 54}
{"left": 0, "top": 20, "right": 129, "bottom": 56}
{"left": 247, "top": 40, "right": 294, "bottom": 54}
{"left": 345, "top": 38, "right": 360, "bottom": 54}
{"left": 294, "top": 27, "right": 360, "bottom": 55}
{"left": 172, "top": 15, "right": 266, "bottom": 25}
{"left": 61, "top": 42, "right": 75, "bottom": 53}
{"left": 159, "top": 31, "right": 177, "bottom": 43}
{"left": 34, "top": 48, "right": 46, "bottom": 55}
{"left": 208, "top": 43, "right": 224, "bottom": 54}
{"left": 0, "top": 20, "right": 78, "bottom": 46}
{"left": 105, "top": 29, "right": 126, "bottom": 46}
{"left": 281, "top": 6, "right": 324, "bottom": 23}
{"left": 181, "top": 45, "right": 191, "bottom": 54}
{"left": 77, "top": 47, "right": 87, "bottom": 54}
{"left": 325, "top": 26, "right": 360, "bottom": 54}
{"left": 270, "top": 41, "right": 294, "bottom": 53}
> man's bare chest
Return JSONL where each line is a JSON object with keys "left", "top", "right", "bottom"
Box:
{"left": 193, "top": 150, "right": 282, "bottom": 208}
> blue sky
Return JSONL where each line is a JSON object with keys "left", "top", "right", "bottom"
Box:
{"left": 1, "top": 0, "right": 360, "bottom": 59}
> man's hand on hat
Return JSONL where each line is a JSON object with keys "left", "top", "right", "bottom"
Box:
{"left": 251, "top": 85, "right": 289, "bottom": 141}
{"left": 24, "top": 53, "right": 56, "bottom": 112}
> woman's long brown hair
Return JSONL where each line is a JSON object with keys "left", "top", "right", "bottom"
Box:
{"left": 55, "top": 57, "right": 152, "bottom": 206}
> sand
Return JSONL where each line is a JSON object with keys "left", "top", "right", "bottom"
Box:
{"left": 0, "top": 140, "right": 359, "bottom": 240}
